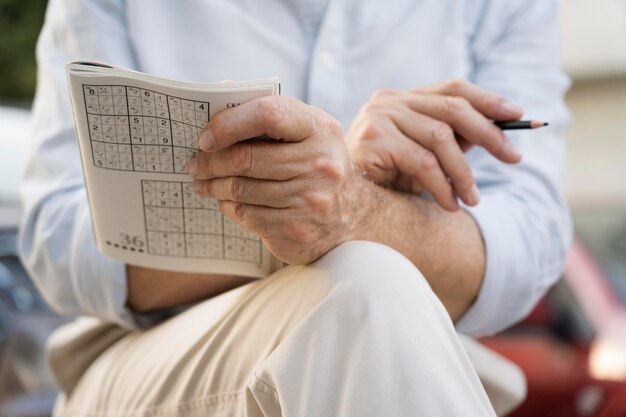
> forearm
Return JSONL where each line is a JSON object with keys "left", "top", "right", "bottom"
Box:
{"left": 354, "top": 177, "right": 485, "bottom": 321}
{"left": 126, "top": 266, "right": 255, "bottom": 312}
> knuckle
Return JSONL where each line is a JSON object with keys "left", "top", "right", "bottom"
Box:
{"left": 371, "top": 88, "right": 397, "bottom": 100}
{"left": 431, "top": 122, "right": 454, "bottom": 146}
{"left": 209, "top": 113, "right": 229, "bottom": 141}
{"left": 454, "top": 167, "right": 474, "bottom": 193}
{"left": 479, "top": 96, "right": 503, "bottom": 114}
{"left": 229, "top": 143, "right": 253, "bottom": 175}
{"left": 304, "top": 191, "right": 335, "bottom": 216}
{"left": 358, "top": 119, "right": 385, "bottom": 140}
{"left": 312, "top": 156, "right": 347, "bottom": 183}
{"left": 257, "top": 96, "right": 285, "bottom": 127}
{"left": 445, "top": 79, "right": 470, "bottom": 93}
{"left": 418, "top": 150, "right": 439, "bottom": 171}
{"left": 196, "top": 152, "right": 213, "bottom": 178}
{"left": 221, "top": 201, "right": 269, "bottom": 237}
{"left": 232, "top": 202, "right": 245, "bottom": 222}
{"left": 194, "top": 181, "right": 208, "bottom": 197}
{"left": 228, "top": 177, "right": 247, "bottom": 201}
{"left": 202, "top": 180, "right": 214, "bottom": 197}
{"left": 443, "top": 96, "right": 470, "bottom": 116}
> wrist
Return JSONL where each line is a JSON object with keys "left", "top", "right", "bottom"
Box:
{"left": 343, "top": 165, "right": 384, "bottom": 243}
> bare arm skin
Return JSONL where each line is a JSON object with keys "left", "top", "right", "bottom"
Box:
{"left": 351, "top": 178, "right": 486, "bottom": 321}
{"left": 128, "top": 80, "right": 520, "bottom": 319}
{"left": 126, "top": 267, "right": 254, "bottom": 312}
{"left": 127, "top": 175, "right": 483, "bottom": 320}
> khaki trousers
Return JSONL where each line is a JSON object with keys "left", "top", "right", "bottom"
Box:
{"left": 48, "top": 241, "right": 523, "bottom": 417}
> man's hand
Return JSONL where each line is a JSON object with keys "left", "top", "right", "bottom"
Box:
{"left": 346, "top": 79, "right": 524, "bottom": 211}
{"left": 187, "top": 96, "right": 367, "bottom": 265}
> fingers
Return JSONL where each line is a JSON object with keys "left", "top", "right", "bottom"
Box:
{"left": 457, "top": 137, "right": 474, "bottom": 153}
{"left": 347, "top": 116, "right": 402, "bottom": 185}
{"left": 347, "top": 81, "right": 522, "bottom": 211}
{"left": 389, "top": 110, "right": 479, "bottom": 205}
{"left": 395, "top": 136, "right": 458, "bottom": 211}
{"left": 352, "top": 117, "right": 458, "bottom": 211}
{"left": 218, "top": 200, "right": 282, "bottom": 240}
{"left": 188, "top": 140, "right": 304, "bottom": 181}
{"left": 193, "top": 177, "right": 299, "bottom": 208}
{"left": 405, "top": 94, "right": 522, "bottom": 163}
{"left": 414, "top": 79, "right": 524, "bottom": 122}
{"left": 198, "top": 96, "right": 335, "bottom": 152}
{"left": 395, "top": 172, "right": 426, "bottom": 195}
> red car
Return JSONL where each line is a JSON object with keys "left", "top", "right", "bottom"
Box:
{"left": 482, "top": 207, "right": 626, "bottom": 417}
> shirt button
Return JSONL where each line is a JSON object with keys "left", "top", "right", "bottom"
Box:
{"left": 319, "top": 51, "right": 335, "bottom": 69}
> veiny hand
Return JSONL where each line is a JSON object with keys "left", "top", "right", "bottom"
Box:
{"left": 187, "top": 96, "right": 366, "bottom": 264}
{"left": 345, "top": 79, "right": 524, "bottom": 211}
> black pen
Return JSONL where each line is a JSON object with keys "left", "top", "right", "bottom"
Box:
{"left": 494, "top": 120, "right": 549, "bottom": 130}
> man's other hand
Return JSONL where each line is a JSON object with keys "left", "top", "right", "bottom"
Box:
{"left": 187, "top": 96, "right": 368, "bottom": 265}
{"left": 345, "top": 79, "right": 524, "bottom": 211}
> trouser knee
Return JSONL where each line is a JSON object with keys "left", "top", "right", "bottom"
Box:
{"left": 305, "top": 241, "right": 440, "bottom": 321}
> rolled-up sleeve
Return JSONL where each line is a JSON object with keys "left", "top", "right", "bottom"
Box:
{"left": 456, "top": 0, "right": 572, "bottom": 336}
{"left": 18, "top": 0, "right": 161, "bottom": 329}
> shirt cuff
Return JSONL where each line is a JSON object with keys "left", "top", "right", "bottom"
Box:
{"left": 454, "top": 193, "right": 533, "bottom": 336}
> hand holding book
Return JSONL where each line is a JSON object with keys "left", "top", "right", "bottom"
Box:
{"left": 187, "top": 96, "right": 370, "bottom": 265}
{"left": 66, "top": 62, "right": 281, "bottom": 277}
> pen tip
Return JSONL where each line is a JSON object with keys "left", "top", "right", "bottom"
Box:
{"left": 530, "top": 120, "right": 549, "bottom": 129}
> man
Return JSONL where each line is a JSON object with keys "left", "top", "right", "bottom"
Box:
{"left": 19, "top": 0, "right": 571, "bottom": 415}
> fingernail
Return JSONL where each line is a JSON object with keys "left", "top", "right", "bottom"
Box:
{"left": 468, "top": 184, "right": 481, "bottom": 206}
{"left": 500, "top": 100, "right": 523, "bottom": 116}
{"left": 199, "top": 127, "right": 215, "bottom": 151}
{"left": 193, "top": 180, "right": 203, "bottom": 194}
{"left": 187, "top": 158, "right": 197, "bottom": 177}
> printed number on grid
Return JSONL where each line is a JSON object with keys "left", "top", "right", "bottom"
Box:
{"left": 83, "top": 85, "right": 209, "bottom": 173}
{"left": 140, "top": 180, "right": 263, "bottom": 263}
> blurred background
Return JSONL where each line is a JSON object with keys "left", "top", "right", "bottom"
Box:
{"left": 0, "top": 1, "right": 625, "bottom": 416}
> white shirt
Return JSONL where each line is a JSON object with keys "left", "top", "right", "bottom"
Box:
{"left": 19, "top": 0, "right": 571, "bottom": 335}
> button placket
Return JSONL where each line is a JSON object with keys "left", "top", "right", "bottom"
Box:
{"left": 307, "top": 0, "right": 346, "bottom": 118}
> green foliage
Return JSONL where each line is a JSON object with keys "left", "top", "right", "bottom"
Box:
{"left": 0, "top": 0, "right": 48, "bottom": 101}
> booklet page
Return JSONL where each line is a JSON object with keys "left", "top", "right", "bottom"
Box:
{"left": 67, "top": 67, "right": 280, "bottom": 277}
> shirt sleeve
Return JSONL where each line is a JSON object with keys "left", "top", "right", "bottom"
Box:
{"left": 455, "top": 0, "right": 573, "bottom": 336}
{"left": 18, "top": 0, "right": 165, "bottom": 329}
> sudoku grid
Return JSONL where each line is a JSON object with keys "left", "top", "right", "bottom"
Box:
{"left": 141, "top": 180, "right": 263, "bottom": 263}
{"left": 83, "top": 84, "right": 208, "bottom": 173}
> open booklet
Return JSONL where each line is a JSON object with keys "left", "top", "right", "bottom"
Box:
{"left": 66, "top": 62, "right": 282, "bottom": 278}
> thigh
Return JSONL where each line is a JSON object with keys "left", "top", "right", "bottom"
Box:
{"left": 54, "top": 263, "right": 336, "bottom": 417}
{"left": 54, "top": 241, "right": 500, "bottom": 417}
